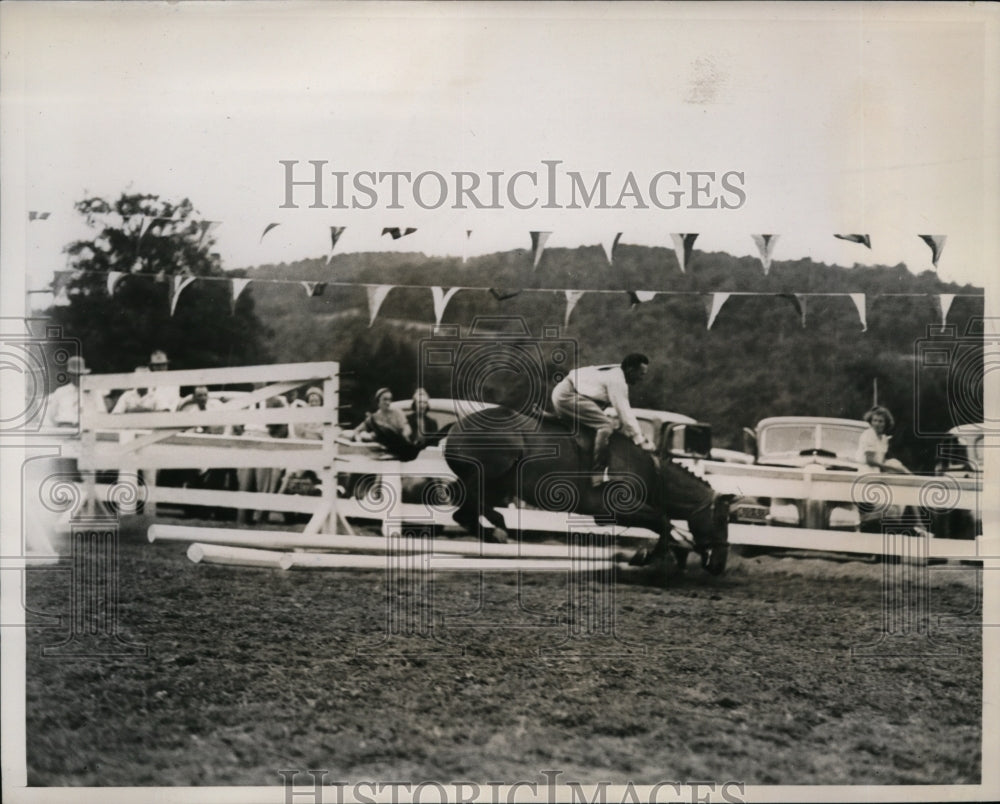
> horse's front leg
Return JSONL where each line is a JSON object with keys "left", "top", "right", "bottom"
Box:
{"left": 628, "top": 513, "right": 684, "bottom": 571}
{"left": 482, "top": 507, "right": 509, "bottom": 544}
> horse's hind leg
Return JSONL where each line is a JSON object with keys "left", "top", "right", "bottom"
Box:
{"left": 449, "top": 471, "right": 509, "bottom": 544}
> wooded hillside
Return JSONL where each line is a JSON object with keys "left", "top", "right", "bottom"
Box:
{"left": 243, "top": 246, "right": 984, "bottom": 471}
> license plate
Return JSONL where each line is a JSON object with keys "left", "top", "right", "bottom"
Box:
{"left": 733, "top": 504, "right": 769, "bottom": 523}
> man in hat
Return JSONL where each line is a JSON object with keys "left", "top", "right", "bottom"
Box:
{"left": 43, "top": 355, "right": 97, "bottom": 428}
{"left": 148, "top": 349, "right": 180, "bottom": 411}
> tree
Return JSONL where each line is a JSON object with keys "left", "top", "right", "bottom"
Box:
{"left": 47, "top": 193, "right": 271, "bottom": 378}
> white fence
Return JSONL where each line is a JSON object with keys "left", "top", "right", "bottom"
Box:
{"left": 49, "top": 362, "right": 989, "bottom": 561}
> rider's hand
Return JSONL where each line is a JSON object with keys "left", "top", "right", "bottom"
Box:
{"left": 636, "top": 437, "right": 656, "bottom": 452}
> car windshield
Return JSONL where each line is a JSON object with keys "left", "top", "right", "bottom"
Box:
{"left": 759, "top": 423, "right": 864, "bottom": 460}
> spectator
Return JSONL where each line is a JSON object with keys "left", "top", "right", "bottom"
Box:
{"left": 41, "top": 355, "right": 100, "bottom": 494}
{"left": 292, "top": 386, "right": 325, "bottom": 441}
{"left": 237, "top": 395, "right": 289, "bottom": 525}
{"left": 173, "top": 386, "right": 231, "bottom": 518}
{"left": 177, "top": 386, "right": 225, "bottom": 433}
{"left": 148, "top": 349, "right": 180, "bottom": 411}
{"left": 351, "top": 387, "right": 421, "bottom": 461}
{"left": 407, "top": 387, "right": 440, "bottom": 447}
{"left": 43, "top": 355, "right": 97, "bottom": 429}
{"left": 112, "top": 366, "right": 171, "bottom": 413}
{"left": 857, "top": 405, "right": 912, "bottom": 474}
{"left": 352, "top": 387, "right": 411, "bottom": 442}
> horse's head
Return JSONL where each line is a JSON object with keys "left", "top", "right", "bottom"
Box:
{"left": 652, "top": 455, "right": 733, "bottom": 575}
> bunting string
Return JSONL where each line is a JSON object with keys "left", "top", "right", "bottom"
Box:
{"left": 56, "top": 266, "right": 983, "bottom": 332}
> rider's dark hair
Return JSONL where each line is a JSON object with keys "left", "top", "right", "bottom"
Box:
{"left": 621, "top": 353, "right": 649, "bottom": 373}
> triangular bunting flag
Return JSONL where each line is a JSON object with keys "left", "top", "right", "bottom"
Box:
{"left": 919, "top": 235, "right": 947, "bottom": 267}
{"left": 366, "top": 285, "right": 394, "bottom": 326}
{"left": 751, "top": 234, "right": 779, "bottom": 275}
{"left": 260, "top": 222, "right": 281, "bottom": 242}
{"left": 381, "top": 227, "right": 417, "bottom": 240}
{"left": 300, "top": 282, "right": 326, "bottom": 298}
{"left": 231, "top": 278, "right": 253, "bottom": 311}
{"left": 489, "top": 288, "right": 522, "bottom": 302}
{"left": 670, "top": 233, "right": 699, "bottom": 274}
{"left": 106, "top": 271, "right": 125, "bottom": 296}
{"left": 848, "top": 293, "right": 867, "bottom": 332}
{"left": 327, "top": 226, "right": 346, "bottom": 260}
{"left": 530, "top": 231, "right": 552, "bottom": 270}
{"left": 704, "top": 292, "right": 731, "bottom": 330}
{"left": 626, "top": 290, "right": 657, "bottom": 309}
{"left": 196, "top": 220, "right": 222, "bottom": 247}
{"left": 463, "top": 230, "right": 473, "bottom": 264}
{"left": 169, "top": 275, "right": 197, "bottom": 316}
{"left": 834, "top": 234, "right": 871, "bottom": 249}
{"left": 28, "top": 211, "right": 51, "bottom": 221}
{"left": 564, "top": 289, "right": 585, "bottom": 328}
{"left": 602, "top": 233, "right": 623, "bottom": 266}
{"left": 939, "top": 294, "right": 955, "bottom": 325}
{"left": 431, "top": 286, "right": 462, "bottom": 326}
{"left": 779, "top": 293, "right": 806, "bottom": 327}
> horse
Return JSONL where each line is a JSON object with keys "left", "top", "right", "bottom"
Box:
{"left": 442, "top": 407, "right": 731, "bottom": 575}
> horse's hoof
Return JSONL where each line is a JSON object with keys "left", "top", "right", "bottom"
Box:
{"left": 628, "top": 547, "right": 650, "bottom": 566}
{"left": 485, "top": 528, "right": 508, "bottom": 544}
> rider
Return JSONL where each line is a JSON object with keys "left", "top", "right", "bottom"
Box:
{"left": 551, "top": 353, "right": 656, "bottom": 485}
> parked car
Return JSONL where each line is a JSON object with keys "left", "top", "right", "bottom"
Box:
{"left": 727, "top": 416, "right": 871, "bottom": 530}
{"left": 929, "top": 423, "right": 984, "bottom": 539}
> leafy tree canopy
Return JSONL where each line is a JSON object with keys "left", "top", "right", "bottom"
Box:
{"left": 47, "top": 193, "right": 271, "bottom": 379}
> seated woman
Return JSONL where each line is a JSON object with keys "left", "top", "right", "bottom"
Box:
{"left": 351, "top": 387, "right": 421, "bottom": 460}
{"left": 406, "top": 387, "right": 440, "bottom": 448}
{"left": 292, "top": 386, "right": 326, "bottom": 440}
{"left": 857, "top": 405, "right": 911, "bottom": 474}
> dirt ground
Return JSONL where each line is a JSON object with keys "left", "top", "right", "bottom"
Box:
{"left": 23, "top": 515, "right": 982, "bottom": 788}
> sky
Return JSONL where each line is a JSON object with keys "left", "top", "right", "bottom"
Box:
{"left": 2, "top": 2, "right": 998, "bottom": 299}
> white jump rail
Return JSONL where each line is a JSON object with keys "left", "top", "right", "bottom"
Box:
{"left": 186, "top": 542, "right": 615, "bottom": 573}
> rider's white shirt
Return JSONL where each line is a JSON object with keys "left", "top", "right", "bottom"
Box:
{"left": 566, "top": 364, "right": 643, "bottom": 440}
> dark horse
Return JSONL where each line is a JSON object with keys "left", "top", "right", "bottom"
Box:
{"left": 443, "top": 407, "right": 731, "bottom": 575}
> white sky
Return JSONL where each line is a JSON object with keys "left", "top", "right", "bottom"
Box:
{"left": 2, "top": 2, "right": 998, "bottom": 293}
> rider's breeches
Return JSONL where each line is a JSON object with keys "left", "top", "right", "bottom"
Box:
{"left": 551, "top": 379, "right": 618, "bottom": 431}
{"left": 551, "top": 379, "right": 618, "bottom": 470}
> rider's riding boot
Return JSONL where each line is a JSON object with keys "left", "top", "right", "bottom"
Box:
{"left": 591, "top": 426, "right": 613, "bottom": 486}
